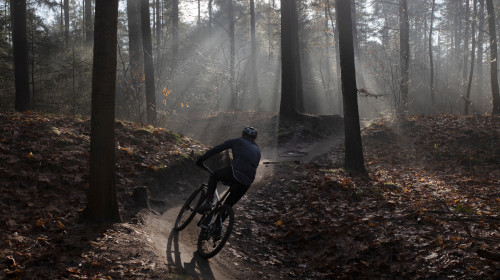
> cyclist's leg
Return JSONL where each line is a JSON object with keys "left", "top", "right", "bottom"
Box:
{"left": 224, "top": 182, "right": 250, "bottom": 207}
{"left": 205, "top": 166, "right": 234, "bottom": 203}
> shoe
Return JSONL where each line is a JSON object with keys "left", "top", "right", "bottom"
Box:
{"left": 196, "top": 201, "right": 212, "bottom": 213}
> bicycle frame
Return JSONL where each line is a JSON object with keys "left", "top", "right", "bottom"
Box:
{"left": 197, "top": 164, "right": 232, "bottom": 229}
{"left": 174, "top": 164, "right": 236, "bottom": 258}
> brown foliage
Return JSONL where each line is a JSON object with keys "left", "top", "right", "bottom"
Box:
{"left": 0, "top": 111, "right": 203, "bottom": 279}
{"left": 230, "top": 114, "right": 500, "bottom": 279}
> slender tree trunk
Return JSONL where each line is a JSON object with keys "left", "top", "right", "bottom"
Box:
{"left": 64, "top": 0, "right": 69, "bottom": 47}
{"left": 455, "top": 1, "right": 463, "bottom": 57}
{"left": 141, "top": 0, "right": 157, "bottom": 125}
{"left": 250, "top": 0, "right": 260, "bottom": 109}
{"left": 172, "top": 0, "right": 179, "bottom": 62}
{"left": 485, "top": 0, "right": 500, "bottom": 114}
{"left": 208, "top": 0, "right": 212, "bottom": 33}
{"left": 87, "top": 0, "right": 121, "bottom": 224}
{"left": 229, "top": 0, "right": 236, "bottom": 109}
{"left": 127, "top": 0, "right": 144, "bottom": 122}
{"left": 156, "top": 0, "right": 160, "bottom": 44}
{"left": 429, "top": 0, "right": 436, "bottom": 108}
{"left": 30, "top": 12, "right": 35, "bottom": 110}
{"left": 197, "top": 0, "right": 201, "bottom": 26}
{"left": 329, "top": 6, "right": 343, "bottom": 115}
{"left": 11, "top": 0, "right": 30, "bottom": 112}
{"left": 399, "top": 0, "right": 410, "bottom": 114}
{"left": 350, "top": 0, "right": 365, "bottom": 88}
{"left": 85, "top": 0, "right": 92, "bottom": 44}
{"left": 267, "top": 0, "right": 273, "bottom": 61}
{"left": 463, "top": 0, "right": 470, "bottom": 84}
{"left": 60, "top": 0, "right": 63, "bottom": 39}
{"left": 323, "top": 0, "right": 333, "bottom": 112}
{"left": 292, "top": 0, "right": 304, "bottom": 112}
{"left": 477, "top": 0, "right": 485, "bottom": 92}
{"left": 335, "top": 0, "right": 366, "bottom": 174}
{"left": 465, "top": 0, "right": 477, "bottom": 115}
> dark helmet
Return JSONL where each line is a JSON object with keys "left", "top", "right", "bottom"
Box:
{"left": 242, "top": 126, "right": 258, "bottom": 140}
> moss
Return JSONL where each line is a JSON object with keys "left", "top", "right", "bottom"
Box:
{"left": 383, "top": 182, "right": 398, "bottom": 190}
{"left": 167, "top": 131, "right": 183, "bottom": 144}
{"left": 454, "top": 204, "right": 475, "bottom": 215}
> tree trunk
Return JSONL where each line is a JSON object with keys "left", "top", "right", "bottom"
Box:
{"left": 399, "top": 0, "right": 410, "bottom": 114}
{"left": 127, "top": 0, "right": 144, "bottom": 122}
{"left": 11, "top": 0, "right": 30, "bottom": 112}
{"left": 87, "top": 0, "right": 121, "bottom": 224}
{"left": 477, "top": 0, "right": 485, "bottom": 93}
{"left": 429, "top": 0, "right": 436, "bottom": 108}
{"left": 197, "top": 0, "right": 201, "bottom": 26}
{"left": 172, "top": 0, "right": 179, "bottom": 62}
{"left": 335, "top": 0, "right": 366, "bottom": 174}
{"left": 463, "top": 0, "right": 470, "bottom": 84}
{"left": 464, "top": 0, "right": 477, "bottom": 115}
{"left": 141, "top": 0, "right": 157, "bottom": 125}
{"left": 64, "top": 0, "right": 69, "bottom": 46}
{"left": 350, "top": 0, "right": 365, "bottom": 88}
{"left": 279, "top": 0, "right": 300, "bottom": 119}
{"left": 322, "top": 0, "right": 333, "bottom": 112}
{"left": 208, "top": 0, "right": 212, "bottom": 33}
{"left": 155, "top": 0, "right": 161, "bottom": 44}
{"left": 85, "top": 0, "right": 92, "bottom": 44}
{"left": 292, "top": 0, "right": 304, "bottom": 113}
{"left": 485, "top": 0, "right": 500, "bottom": 114}
{"left": 250, "top": 0, "right": 260, "bottom": 109}
{"left": 229, "top": 0, "right": 236, "bottom": 109}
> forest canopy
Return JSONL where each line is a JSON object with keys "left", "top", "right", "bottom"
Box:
{"left": 3, "top": 0, "right": 500, "bottom": 121}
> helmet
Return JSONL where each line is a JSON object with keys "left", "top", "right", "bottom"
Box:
{"left": 242, "top": 127, "right": 258, "bottom": 140}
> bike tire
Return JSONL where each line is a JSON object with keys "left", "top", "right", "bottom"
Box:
{"left": 197, "top": 205, "right": 235, "bottom": 259}
{"left": 174, "top": 185, "right": 206, "bottom": 231}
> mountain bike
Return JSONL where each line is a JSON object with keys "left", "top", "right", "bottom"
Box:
{"left": 174, "top": 165, "right": 235, "bottom": 259}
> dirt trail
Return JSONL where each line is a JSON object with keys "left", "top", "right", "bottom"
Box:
{"left": 138, "top": 135, "right": 344, "bottom": 279}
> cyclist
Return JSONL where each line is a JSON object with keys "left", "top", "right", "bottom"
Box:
{"left": 196, "top": 127, "right": 261, "bottom": 212}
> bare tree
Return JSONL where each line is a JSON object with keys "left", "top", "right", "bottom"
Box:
{"left": 229, "top": 0, "right": 236, "bottom": 109}
{"left": 11, "top": 0, "right": 30, "bottom": 112}
{"left": 279, "top": 0, "right": 301, "bottom": 118}
{"left": 141, "top": 0, "right": 157, "bottom": 125}
{"left": 172, "top": 0, "right": 178, "bottom": 61}
{"left": 87, "top": 0, "right": 121, "bottom": 224}
{"left": 335, "top": 0, "right": 366, "bottom": 174}
{"left": 250, "top": 0, "right": 260, "bottom": 109}
{"left": 84, "top": 0, "right": 93, "bottom": 44}
{"left": 399, "top": 0, "right": 409, "bottom": 114}
{"left": 485, "top": 0, "right": 500, "bottom": 114}
{"left": 127, "top": 0, "right": 144, "bottom": 122}
{"left": 464, "top": 0, "right": 477, "bottom": 115}
{"left": 64, "top": 0, "right": 69, "bottom": 46}
{"left": 429, "top": 0, "right": 436, "bottom": 108}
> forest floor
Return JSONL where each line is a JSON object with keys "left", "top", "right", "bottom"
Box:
{"left": 0, "top": 111, "right": 499, "bottom": 279}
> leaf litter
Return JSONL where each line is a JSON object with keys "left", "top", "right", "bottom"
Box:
{"left": 0, "top": 111, "right": 204, "bottom": 279}
{"left": 1, "top": 112, "right": 499, "bottom": 279}
{"left": 226, "top": 114, "right": 499, "bottom": 279}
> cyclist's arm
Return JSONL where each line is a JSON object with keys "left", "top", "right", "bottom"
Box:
{"left": 198, "top": 139, "right": 235, "bottom": 162}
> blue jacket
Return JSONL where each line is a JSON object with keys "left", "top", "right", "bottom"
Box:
{"left": 199, "top": 137, "right": 261, "bottom": 186}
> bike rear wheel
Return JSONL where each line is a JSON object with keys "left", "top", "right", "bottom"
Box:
{"left": 197, "top": 205, "right": 234, "bottom": 259}
{"left": 174, "top": 185, "right": 206, "bottom": 231}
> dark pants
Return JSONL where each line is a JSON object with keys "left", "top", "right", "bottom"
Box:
{"left": 206, "top": 166, "right": 250, "bottom": 207}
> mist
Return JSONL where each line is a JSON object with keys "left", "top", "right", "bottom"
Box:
{"left": 2, "top": 0, "right": 499, "bottom": 140}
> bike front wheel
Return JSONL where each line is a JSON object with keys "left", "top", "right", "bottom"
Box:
{"left": 174, "top": 185, "right": 206, "bottom": 231}
{"left": 197, "top": 205, "right": 235, "bottom": 259}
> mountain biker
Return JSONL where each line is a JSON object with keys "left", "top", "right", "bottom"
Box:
{"left": 195, "top": 127, "right": 261, "bottom": 212}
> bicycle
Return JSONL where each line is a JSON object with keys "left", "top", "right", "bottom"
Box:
{"left": 174, "top": 165, "right": 235, "bottom": 259}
